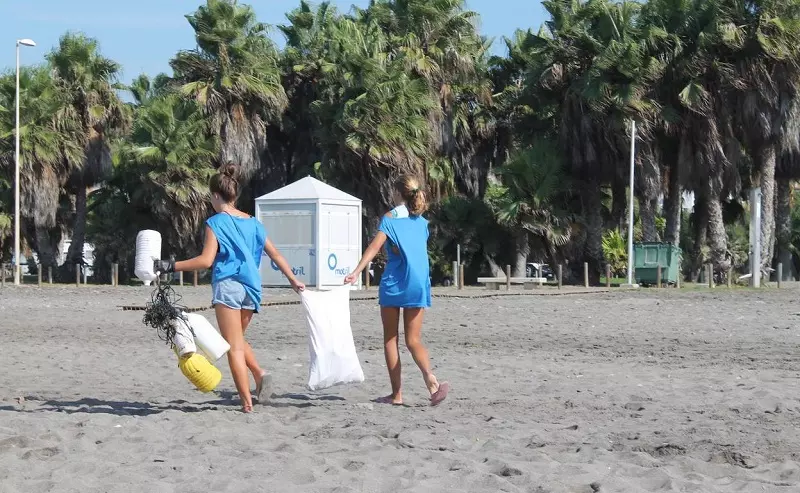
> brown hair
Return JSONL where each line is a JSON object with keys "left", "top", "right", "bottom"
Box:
{"left": 209, "top": 163, "right": 239, "bottom": 203}
{"left": 395, "top": 175, "right": 427, "bottom": 216}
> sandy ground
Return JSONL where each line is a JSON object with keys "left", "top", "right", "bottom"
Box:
{"left": 0, "top": 284, "right": 799, "bottom": 493}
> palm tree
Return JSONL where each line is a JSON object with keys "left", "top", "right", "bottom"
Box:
{"left": 121, "top": 94, "right": 217, "bottom": 254}
{"left": 0, "top": 65, "right": 83, "bottom": 269}
{"left": 364, "top": 0, "right": 495, "bottom": 199}
{"left": 47, "top": 33, "right": 128, "bottom": 275}
{"left": 171, "top": 0, "right": 287, "bottom": 205}
{"left": 517, "top": 0, "right": 663, "bottom": 282}
{"left": 724, "top": 0, "right": 800, "bottom": 274}
{"left": 487, "top": 139, "right": 574, "bottom": 276}
{"left": 311, "top": 15, "right": 437, "bottom": 218}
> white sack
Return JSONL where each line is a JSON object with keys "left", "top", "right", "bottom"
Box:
{"left": 300, "top": 287, "right": 365, "bottom": 391}
{"left": 134, "top": 230, "right": 161, "bottom": 285}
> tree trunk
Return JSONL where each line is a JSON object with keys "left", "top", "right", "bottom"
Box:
{"left": 34, "top": 226, "right": 60, "bottom": 271}
{"left": 706, "top": 190, "right": 730, "bottom": 273}
{"left": 611, "top": 177, "right": 626, "bottom": 231}
{"left": 639, "top": 197, "right": 658, "bottom": 242}
{"left": 690, "top": 194, "right": 708, "bottom": 281}
{"left": 775, "top": 178, "right": 794, "bottom": 281}
{"left": 513, "top": 230, "right": 529, "bottom": 277}
{"left": 583, "top": 183, "right": 604, "bottom": 285}
{"left": 483, "top": 252, "right": 504, "bottom": 277}
{"left": 65, "top": 182, "right": 88, "bottom": 277}
{"left": 758, "top": 145, "right": 777, "bottom": 272}
{"left": 663, "top": 165, "right": 682, "bottom": 246}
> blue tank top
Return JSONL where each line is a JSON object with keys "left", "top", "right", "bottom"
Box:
{"left": 378, "top": 215, "right": 431, "bottom": 308}
{"left": 206, "top": 213, "right": 267, "bottom": 307}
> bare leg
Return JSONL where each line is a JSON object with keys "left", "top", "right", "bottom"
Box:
{"left": 403, "top": 308, "right": 441, "bottom": 395}
{"left": 241, "top": 310, "right": 272, "bottom": 404}
{"left": 380, "top": 307, "right": 403, "bottom": 404}
{"left": 240, "top": 310, "right": 265, "bottom": 380}
{"left": 215, "top": 305, "right": 252, "bottom": 412}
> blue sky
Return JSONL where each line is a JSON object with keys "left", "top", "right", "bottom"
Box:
{"left": 1, "top": 0, "right": 547, "bottom": 83}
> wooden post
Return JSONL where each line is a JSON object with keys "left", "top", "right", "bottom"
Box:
{"left": 558, "top": 264, "right": 563, "bottom": 290}
{"left": 583, "top": 262, "right": 589, "bottom": 288}
{"left": 48, "top": 266, "right": 53, "bottom": 285}
{"left": 2, "top": 263, "right": 6, "bottom": 288}
{"left": 459, "top": 263, "right": 465, "bottom": 290}
{"left": 505, "top": 265, "right": 511, "bottom": 291}
{"left": 656, "top": 264, "right": 662, "bottom": 288}
{"left": 83, "top": 269, "right": 88, "bottom": 285}
{"left": 778, "top": 263, "right": 783, "bottom": 288}
{"left": 193, "top": 270, "right": 199, "bottom": 287}
{"left": 727, "top": 267, "right": 732, "bottom": 288}
{"left": 37, "top": 265, "right": 42, "bottom": 287}
{"left": 676, "top": 262, "right": 681, "bottom": 289}
{"left": 605, "top": 264, "right": 611, "bottom": 288}
{"left": 451, "top": 261, "right": 458, "bottom": 289}
{"left": 179, "top": 271, "right": 184, "bottom": 287}
{"left": 366, "top": 262, "right": 372, "bottom": 290}
{"left": 75, "top": 265, "right": 80, "bottom": 287}
{"left": 707, "top": 264, "right": 713, "bottom": 288}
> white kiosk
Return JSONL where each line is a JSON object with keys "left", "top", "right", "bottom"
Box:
{"left": 254, "top": 177, "right": 362, "bottom": 289}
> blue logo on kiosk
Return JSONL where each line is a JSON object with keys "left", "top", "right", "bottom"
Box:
{"left": 328, "top": 253, "right": 349, "bottom": 276}
{"left": 271, "top": 259, "right": 305, "bottom": 276}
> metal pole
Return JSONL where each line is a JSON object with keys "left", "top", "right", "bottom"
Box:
{"left": 505, "top": 265, "right": 511, "bottom": 291}
{"left": 583, "top": 262, "right": 589, "bottom": 288}
{"left": 750, "top": 188, "right": 762, "bottom": 288}
{"left": 13, "top": 43, "right": 20, "bottom": 286}
{"left": 456, "top": 244, "right": 461, "bottom": 288}
{"left": 778, "top": 263, "right": 783, "bottom": 288}
{"left": 626, "top": 120, "right": 637, "bottom": 287}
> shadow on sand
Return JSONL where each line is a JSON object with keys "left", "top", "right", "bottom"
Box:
{"left": 0, "top": 392, "right": 347, "bottom": 415}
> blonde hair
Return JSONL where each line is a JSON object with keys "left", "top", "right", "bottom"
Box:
{"left": 395, "top": 175, "right": 427, "bottom": 216}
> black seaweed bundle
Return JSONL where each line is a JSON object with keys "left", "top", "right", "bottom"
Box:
{"left": 142, "top": 281, "right": 187, "bottom": 347}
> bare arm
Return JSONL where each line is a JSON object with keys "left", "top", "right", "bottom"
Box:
{"left": 264, "top": 238, "right": 305, "bottom": 292}
{"left": 344, "top": 231, "right": 387, "bottom": 284}
{"left": 174, "top": 226, "right": 218, "bottom": 272}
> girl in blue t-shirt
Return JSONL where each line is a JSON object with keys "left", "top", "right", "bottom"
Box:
{"left": 345, "top": 176, "right": 449, "bottom": 406}
{"left": 154, "top": 164, "right": 305, "bottom": 413}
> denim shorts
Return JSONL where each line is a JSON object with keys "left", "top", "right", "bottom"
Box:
{"left": 212, "top": 278, "right": 257, "bottom": 311}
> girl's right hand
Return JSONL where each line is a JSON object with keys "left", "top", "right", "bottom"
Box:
{"left": 343, "top": 273, "right": 358, "bottom": 285}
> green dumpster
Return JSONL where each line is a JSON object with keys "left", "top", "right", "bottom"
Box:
{"left": 633, "top": 242, "right": 682, "bottom": 286}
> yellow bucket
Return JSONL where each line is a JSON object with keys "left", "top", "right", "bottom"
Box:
{"left": 175, "top": 350, "right": 222, "bottom": 393}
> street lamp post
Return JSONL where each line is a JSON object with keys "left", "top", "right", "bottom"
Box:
{"left": 623, "top": 120, "right": 640, "bottom": 289}
{"left": 14, "top": 38, "right": 36, "bottom": 285}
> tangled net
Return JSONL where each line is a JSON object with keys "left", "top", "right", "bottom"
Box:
{"left": 142, "top": 280, "right": 187, "bottom": 348}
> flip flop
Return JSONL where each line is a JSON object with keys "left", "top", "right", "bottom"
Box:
{"left": 374, "top": 396, "right": 403, "bottom": 406}
{"left": 430, "top": 382, "right": 450, "bottom": 407}
{"left": 254, "top": 373, "right": 273, "bottom": 405}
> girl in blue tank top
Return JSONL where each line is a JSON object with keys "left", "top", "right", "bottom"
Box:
{"left": 154, "top": 164, "right": 305, "bottom": 413}
{"left": 345, "top": 176, "right": 449, "bottom": 407}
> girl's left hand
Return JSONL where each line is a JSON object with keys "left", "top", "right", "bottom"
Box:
{"left": 343, "top": 273, "right": 358, "bottom": 285}
{"left": 291, "top": 279, "right": 305, "bottom": 293}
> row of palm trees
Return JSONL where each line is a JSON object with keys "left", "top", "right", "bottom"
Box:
{"left": 2, "top": 0, "right": 800, "bottom": 283}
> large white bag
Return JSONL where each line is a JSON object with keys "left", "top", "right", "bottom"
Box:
{"left": 300, "top": 287, "right": 365, "bottom": 391}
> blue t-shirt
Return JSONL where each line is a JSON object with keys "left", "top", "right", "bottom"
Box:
{"left": 206, "top": 213, "right": 267, "bottom": 307}
{"left": 378, "top": 215, "right": 431, "bottom": 308}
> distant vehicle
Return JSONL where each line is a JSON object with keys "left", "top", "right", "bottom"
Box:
{"left": 526, "top": 262, "right": 554, "bottom": 280}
